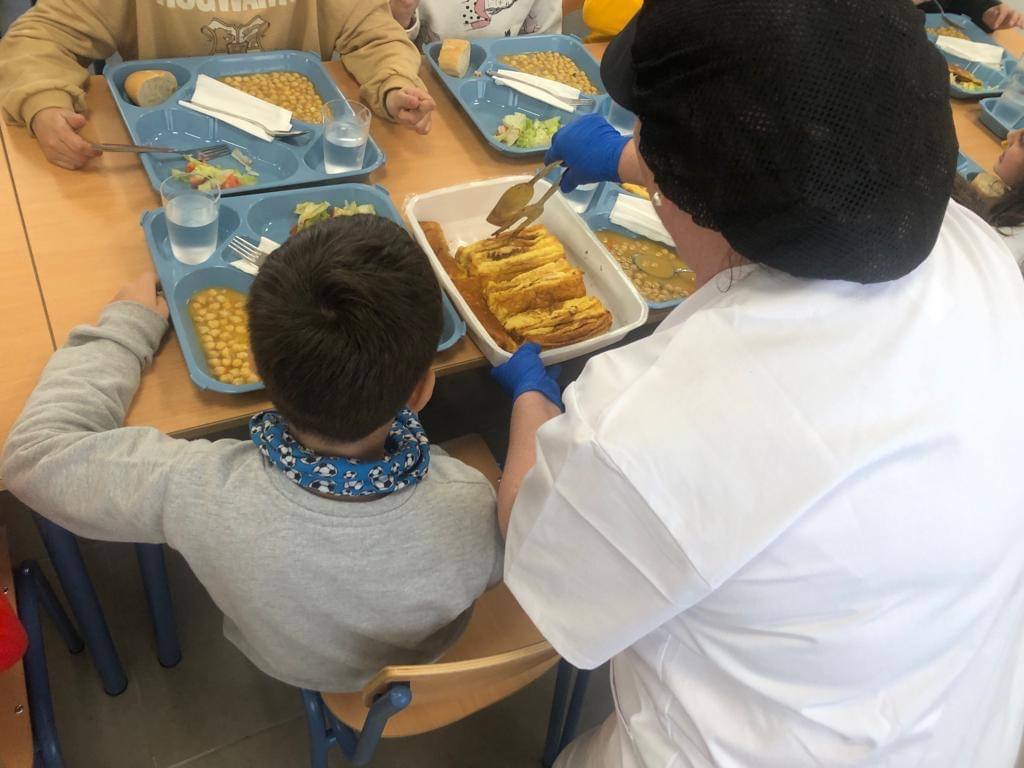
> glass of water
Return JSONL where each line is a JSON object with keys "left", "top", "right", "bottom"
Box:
{"left": 322, "top": 99, "right": 371, "bottom": 174}
{"left": 161, "top": 176, "right": 220, "bottom": 265}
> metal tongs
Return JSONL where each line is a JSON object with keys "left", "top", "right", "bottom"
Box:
{"left": 487, "top": 162, "right": 565, "bottom": 237}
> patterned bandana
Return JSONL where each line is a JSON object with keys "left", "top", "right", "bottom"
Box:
{"left": 249, "top": 408, "right": 430, "bottom": 498}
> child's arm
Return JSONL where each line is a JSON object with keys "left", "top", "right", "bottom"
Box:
{"left": 0, "top": 0, "right": 132, "bottom": 168}
{"left": 522, "top": 0, "right": 562, "bottom": 35}
{"left": 1, "top": 274, "right": 208, "bottom": 544}
{"left": 331, "top": 0, "right": 436, "bottom": 133}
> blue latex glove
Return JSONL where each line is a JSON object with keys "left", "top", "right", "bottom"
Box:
{"left": 545, "top": 114, "right": 631, "bottom": 193}
{"left": 491, "top": 343, "right": 564, "bottom": 410}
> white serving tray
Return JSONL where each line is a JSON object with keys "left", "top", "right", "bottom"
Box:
{"left": 405, "top": 176, "right": 649, "bottom": 365}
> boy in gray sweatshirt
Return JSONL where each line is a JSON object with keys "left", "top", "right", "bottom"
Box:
{"left": 1, "top": 215, "right": 503, "bottom": 692}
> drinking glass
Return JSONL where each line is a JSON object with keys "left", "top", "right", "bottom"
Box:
{"left": 161, "top": 176, "right": 220, "bottom": 265}
{"left": 322, "top": 99, "right": 371, "bottom": 174}
{"left": 993, "top": 55, "right": 1024, "bottom": 127}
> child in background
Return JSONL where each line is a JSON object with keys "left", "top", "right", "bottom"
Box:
{"left": 952, "top": 129, "right": 1024, "bottom": 271}
{"left": 1, "top": 216, "right": 503, "bottom": 693}
{"left": 390, "top": 0, "right": 560, "bottom": 48}
{"left": 0, "top": 0, "right": 436, "bottom": 171}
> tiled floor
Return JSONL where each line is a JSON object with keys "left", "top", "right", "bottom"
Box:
{"left": 0, "top": 368, "right": 614, "bottom": 767}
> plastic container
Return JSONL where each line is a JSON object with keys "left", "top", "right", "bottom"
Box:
{"left": 105, "top": 51, "right": 385, "bottom": 196}
{"left": 423, "top": 35, "right": 636, "bottom": 157}
{"left": 980, "top": 95, "right": 1023, "bottom": 137}
{"left": 578, "top": 183, "right": 684, "bottom": 311}
{"left": 404, "top": 176, "right": 649, "bottom": 366}
{"left": 141, "top": 183, "right": 466, "bottom": 394}
{"left": 924, "top": 13, "right": 1016, "bottom": 98}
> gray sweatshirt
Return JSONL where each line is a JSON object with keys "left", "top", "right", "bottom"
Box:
{"left": 1, "top": 302, "right": 504, "bottom": 692}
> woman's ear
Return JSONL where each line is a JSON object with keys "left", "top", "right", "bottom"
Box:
{"left": 407, "top": 369, "right": 436, "bottom": 413}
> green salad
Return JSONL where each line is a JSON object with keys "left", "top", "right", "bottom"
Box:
{"left": 291, "top": 201, "right": 377, "bottom": 235}
{"left": 494, "top": 113, "right": 562, "bottom": 149}
{"left": 169, "top": 151, "right": 258, "bottom": 191}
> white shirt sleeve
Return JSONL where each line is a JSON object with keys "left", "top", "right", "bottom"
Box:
{"left": 503, "top": 382, "right": 713, "bottom": 670}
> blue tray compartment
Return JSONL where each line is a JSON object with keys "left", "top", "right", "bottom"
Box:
{"left": 424, "top": 35, "right": 636, "bottom": 156}
{"left": 581, "top": 182, "right": 684, "bottom": 311}
{"left": 979, "top": 95, "right": 1024, "bottom": 137}
{"left": 106, "top": 51, "right": 385, "bottom": 196}
{"left": 141, "top": 184, "right": 466, "bottom": 394}
{"left": 924, "top": 14, "right": 1016, "bottom": 99}
{"left": 957, "top": 151, "right": 985, "bottom": 181}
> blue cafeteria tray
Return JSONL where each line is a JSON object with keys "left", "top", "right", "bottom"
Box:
{"left": 424, "top": 35, "right": 636, "bottom": 156}
{"left": 581, "top": 182, "right": 685, "bottom": 311}
{"left": 141, "top": 184, "right": 466, "bottom": 394}
{"left": 957, "top": 151, "right": 985, "bottom": 180}
{"left": 924, "top": 14, "right": 1016, "bottom": 99}
{"left": 105, "top": 51, "right": 385, "bottom": 197}
{"left": 979, "top": 95, "right": 1024, "bottom": 137}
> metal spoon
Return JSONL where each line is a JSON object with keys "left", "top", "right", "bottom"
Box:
{"left": 631, "top": 253, "right": 694, "bottom": 281}
{"left": 486, "top": 161, "right": 562, "bottom": 227}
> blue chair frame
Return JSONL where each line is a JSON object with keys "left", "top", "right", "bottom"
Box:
{"left": 301, "top": 686, "right": 412, "bottom": 768}
{"left": 15, "top": 560, "right": 85, "bottom": 768}
{"left": 300, "top": 659, "right": 590, "bottom": 767}
{"left": 542, "top": 660, "right": 591, "bottom": 767}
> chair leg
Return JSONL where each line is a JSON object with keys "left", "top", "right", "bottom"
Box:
{"left": 32, "top": 515, "right": 127, "bottom": 696}
{"left": 15, "top": 564, "right": 65, "bottom": 768}
{"left": 542, "top": 659, "right": 574, "bottom": 767}
{"left": 558, "top": 668, "right": 591, "bottom": 753}
{"left": 350, "top": 685, "right": 411, "bottom": 767}
{"left": 135, "top": 544, "right": 182, "bottom": 668}
{"left": 301, "top": 690, "right": 331, "bottom": 768}
{"left": 26, "top": 563, "right": 83, "bottom": 655}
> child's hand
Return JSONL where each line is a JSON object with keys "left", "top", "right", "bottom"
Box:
{"left": 30, "top": 108, "right": 102, "bottom": 171}
{"left": 386, "top": 87, "right": 436, "bottom": 135}
{"left": 983, "top": 3, "right": 1023, "bottom": 29}
{"left": 113, "top": 272, "right": 169, "bottom": 321}
{"left": 390, "top": 0, "right": 419, "bottom": 29}
{"left": 491, "top": 343, "right": 563, "bottom": 409}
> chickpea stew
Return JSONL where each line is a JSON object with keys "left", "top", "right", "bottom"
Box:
{"left": 187, "top": 287, "right": 261, "bottom": 386}
{"left": 498, "top": 52, "right": 599, "bottom": 95}
{"left": 597, "top": 230, "right": 694, "bottom": 304}
{"left": 220, "top": 72, "right": 325, "bottom": 124}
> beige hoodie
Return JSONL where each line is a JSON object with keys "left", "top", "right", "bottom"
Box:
{"left": 0, "top": 0, "right": 426, "bottom": 130}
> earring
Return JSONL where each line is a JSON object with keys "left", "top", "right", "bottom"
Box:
{"left": 651, "top": 191, "right": 663, "bottom": 208}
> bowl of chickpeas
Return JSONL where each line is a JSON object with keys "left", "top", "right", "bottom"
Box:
{"left": 171, "top": 267, "right": 263, "bottom": 393}
{"left": 220, "top": 71, "right": 326, "bottom": 124}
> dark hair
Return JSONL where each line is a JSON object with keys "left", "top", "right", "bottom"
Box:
{"left": 951, "top": 175, "right": 1024, "bottom": 231}
{"left": 248, "top": 215, "right": 442, "bottom": 442}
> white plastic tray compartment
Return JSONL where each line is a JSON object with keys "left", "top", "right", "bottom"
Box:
{"left": 405, "top": 176, "right": 649, "bottom": 365}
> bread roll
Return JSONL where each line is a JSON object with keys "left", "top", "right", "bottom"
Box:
{"left": 124, "top": 69, "right": 178, "bottom": 107}
{"left": 439, "top": 39, "right": 471, "bottom": 78}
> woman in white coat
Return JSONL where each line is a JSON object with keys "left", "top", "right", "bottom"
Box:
{"left": 490, "top": 2, "right": 1024, "bottom": 766}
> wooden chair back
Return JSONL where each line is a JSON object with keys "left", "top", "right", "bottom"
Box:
{"left": 322, "top": 435, "right": 558, "bottom": 738}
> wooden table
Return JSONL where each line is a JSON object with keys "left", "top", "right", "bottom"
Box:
{"left": 0, "top": 54, "right": 560, "bottom": 436}
{"left": 4, "top": 34, "right": 1016, "bottom": 440}
{"left": 952, "top": 30, "right": 1024, "bottom": 169}
{"left": 0, "top": 132, "right": 56, "bottom": 452}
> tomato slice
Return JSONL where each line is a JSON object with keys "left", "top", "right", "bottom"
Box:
{"left": 184, "top": 162, "right": 196, "bottom": 173}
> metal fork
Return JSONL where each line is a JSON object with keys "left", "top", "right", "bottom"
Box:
{"left": 227, "top": 235, "right": 271, "bottom": 267}
{"left": 184, "top": 100, "right": 310, "bottom": 138}
{"left": 932, "top": 0, "right": 967, "bottom": 30}
{"left": 90, "top": 142, "right": 231, "bottom": 162}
